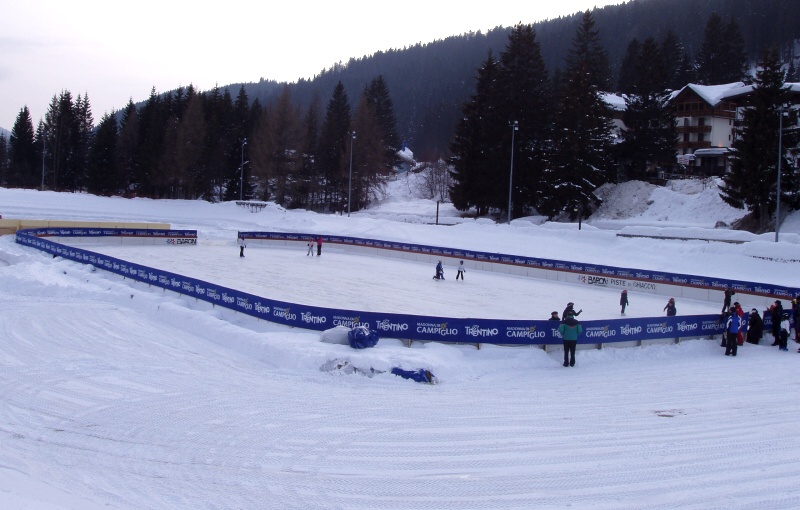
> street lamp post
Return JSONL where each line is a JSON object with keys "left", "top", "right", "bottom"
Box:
{"left": 239, "top": 138, "right": 247, "bottom": 201}
{"left": 41, "top": 132, "right": 46, "bottom": 191}
{"left": 508, "top": 121, "right": 518, "bottom": 225}
{"left": 775, "top": 105, "right": 785, "bottom": 242}
{"left": 347, "top": 131, "right": 356, "bottom": 217}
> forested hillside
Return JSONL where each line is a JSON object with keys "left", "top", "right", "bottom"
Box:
{"left": 242, "top": 0, "right": 799, "bottom": 158}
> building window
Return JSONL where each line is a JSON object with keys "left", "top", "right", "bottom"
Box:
{"left": 698, "top": 133, "right": 705, "bottom": 143}
{"left": 698, "top": 117, "right": 705, "bottom": 126}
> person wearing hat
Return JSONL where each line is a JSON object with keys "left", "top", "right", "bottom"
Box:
{"left": 746, "top": 308, "right": 763, "bottom": 345}
{"left": 548, "top": 311, "right": 561, "bottom": 321}
{"left": 663, "top": 298, "right": 677, "bottom": 317}
{"left": 620, "top": 289, "right": 629, "bottom": 316}
{"left": 558, "top": 312, "right": 582, "bottom": 367}
{"left": 562, "top": 302, "right": 582, "bottom": 321}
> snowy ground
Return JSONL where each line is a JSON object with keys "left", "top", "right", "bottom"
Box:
{"left": 1, "top": 177, "right": 800, "bottom": 509}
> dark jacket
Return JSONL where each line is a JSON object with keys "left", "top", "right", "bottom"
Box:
{"left": 620, "top": 292, "right": 629, "bottom": 306}
{"left": 664, "top": 301, "right": 677, "bottom": 316}
{"left": 562, "top": 305, "right": 581, "bottom": 319}
{"left": 747, "top": 312, "right": 763, "bottom": 342}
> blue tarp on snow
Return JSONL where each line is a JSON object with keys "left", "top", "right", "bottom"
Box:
{"left": 391, "top": 367, "right": 434, "bottom": 383}
{"left": 348, "top": 326, "right": 380, "bottom": 349}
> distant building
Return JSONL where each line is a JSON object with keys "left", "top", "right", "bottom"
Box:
{"left": 671, "top": 83, "right": 743, "bottom": 177}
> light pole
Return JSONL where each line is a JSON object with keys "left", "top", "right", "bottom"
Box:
{"left": 775, "top": 105, "right": 785, "bottom": 242}
{"left": 41, "top": 131, "right": 46, "bottom": 191}
{"left": 507, "top": 121, "right": 518, "bottom": 225}
{"left": 239, "top": 138, "right": 247, "bottom": 201}
{"left": 347, "top": 131, "right": 356, "bottom": 217}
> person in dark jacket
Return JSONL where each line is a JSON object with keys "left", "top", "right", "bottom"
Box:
{"left": 316, "top": 236, "right": 323, "bottom": 256}
{"left": 721, "top": 287, "right": 735, "bottom": 315}
{"left": 562, "top": 302, "right": 582, "bottom": 320}
{"left": 770, "top": 301, "right": 783, "bottom": 345}
{"left": 746, "top": 309, "right": 763, "bottom": 344}
{"left": 549, "top": 311, "right": 561, "bottom": 321}
{"left": 620, "top": 289, "right": 629, "bottom": 315}
{"left": 558, "top": 313, "right": 582, "bottom": 367}
{"left": 433, "top": 260, "right": 445, "bottom": 280}
{"left": 793, "top": 298, "right": 800, "bottom": 342}
{"left": 663, "top": 298, "right": 677, "bottom": 317}
{"left": 725, "top": 306, "right": 741, "bottom": 356}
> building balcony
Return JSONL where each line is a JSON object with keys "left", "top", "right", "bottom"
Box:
{"left": 676, "top": 141, "right": 712, "bottom": 150}
{"left": 676, "top": 125, "right": 712, "bottom": 134}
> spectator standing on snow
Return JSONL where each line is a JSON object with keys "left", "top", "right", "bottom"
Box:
{"left": 307, "top": 237, "right": 315, "bottom": 256}
{"left": 770, "top": 301, "right": 783, "bottom": 345}
{"left": 316, "top": 236, "right": 323, "bottom": 256}
{"left": 725, "top": 306, "right": 741, "bottom": 356}
{"left": 793, "top": 297, "right": 800, "bottom": 342}
{"left": 456, "top": 260, "right": 465, "bottom": 280}
{"left": 746, "top": 309, "right": 763, "bottom": 345}
{"left": 664, "top": 298, "right": 677, "bottom": 317}
{"left": 779, "top": 314, "right": 790, "bottom": 351}
{"left": 562, "top": 302, "right": 582, "bottom": 320}
{"left": 721, "top": 287, "right": 735, "bottom": 315}
{"left": 237, "top": 235, "right": 246, "bottom": 258}
{"left": 558, "top": 313, "right": 582, "bottom": 367}
{"left": 620, "top": 289, "right": 629, "bottom": 315}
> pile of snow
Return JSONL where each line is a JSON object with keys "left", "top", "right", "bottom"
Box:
{"left": 592, "top": 178, "right": 746, "bottom": 228}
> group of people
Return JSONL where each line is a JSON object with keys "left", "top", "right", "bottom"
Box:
{"left": 306, "top": 237, "right": 323, "bottom": 256}
{"left": 720, "top": 292, "right": 799, "bottom": 356}
{"left": 618, "top": 289, "right": 676, "bottom": 317}
{"left": 433, "top": 260, "right": 465, "bottom": 280}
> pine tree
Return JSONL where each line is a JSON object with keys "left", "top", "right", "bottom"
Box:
{"left": 175, "top": 90, "right": 207, "bottom": 199}
{"left": 617, "top": 39, "right": 641, "bottom": 94}
{"left": 496, "top": 24, "right": 552, "bottom": 219}
{"left": 364, "top": 75, "right": 401, "bottom": 172}
{"left": 117, "top": 100, "right": 140, "bottom": 196}
{"left": 0, "top": 132, "right": 8, "bottom": 185}
{"left": 317, "top": 81, "right": 352, "bottom": 211}
{"left": 620, "top": 37, "right": 677, "bottom": 181}
{"left": 87, "top": 112, "right": 120, "bottom": 195}
{"left": 351, "top": 92, "right": 388, "bottom": 211}
{"left": 696, "top": 13, "right": 747, "bottom": 85}
{"left": 449, "top": 51, "right": 502, "bottom": 216}
{"left": 8, "top": 106, "right": 37, "bottom": 188}
{"left": 299, "top": 99, "right": 320, "bottom": 209}
{"left": 660, "top": 30, "right": 693, "bottom": 91}
{"left": 548, "top": 11, "right": 615, "bottom": 220}
{"left": 720, "top": 48, "right": 792, "bottom": 231}
{"left": 266, "top": 85, "right": 301, "bottom": 206}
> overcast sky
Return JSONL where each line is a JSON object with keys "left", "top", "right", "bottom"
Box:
{"left": 1, "top": 1, "right": 626, "bottom": 131}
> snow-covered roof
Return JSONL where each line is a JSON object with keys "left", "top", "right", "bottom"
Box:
{"left": 720, "top": 82, "right": 800, "bottom": 102}
{"left": 672, "top": 82, "right": 745, "bottom": 106}
{"left": 692, "top": 147, "right": 730, "bottom": 157}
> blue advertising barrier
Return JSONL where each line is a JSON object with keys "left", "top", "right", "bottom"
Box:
{"left": 16, "top": 228, "right": 793, "bottom": 346}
